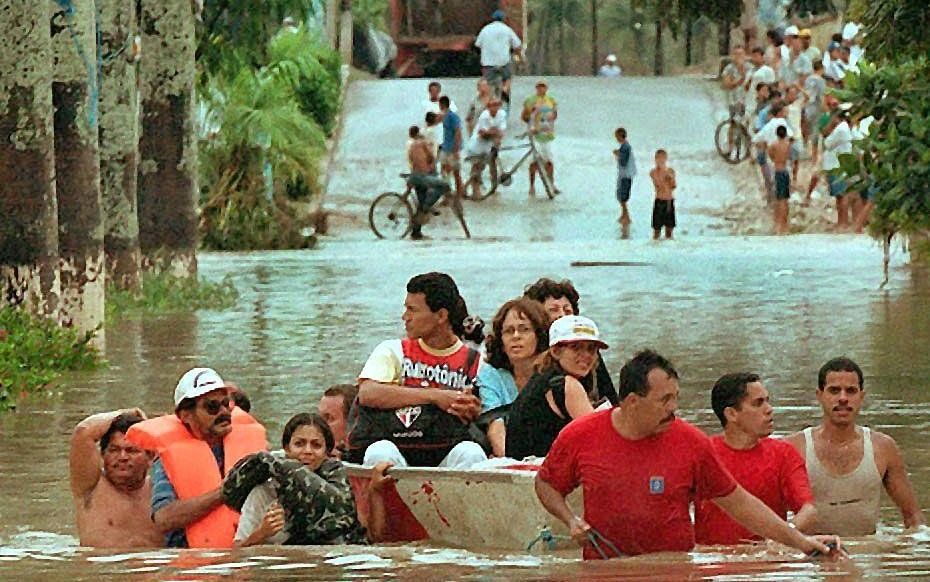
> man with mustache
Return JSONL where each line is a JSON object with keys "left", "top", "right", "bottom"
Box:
{"left": 70, "top": 409, "right": 162, "bottom": 547}
{"left": 126, "top": 367, "right": 267, "bottom": 547}
{"left": 694, "top": 373, "right": 817, "bottom": 545}
{"left": 535, "top": 350, "right": 841, "bottom": 559}
{"left": 785, "top": 358, "right": 925, "bottom": 535}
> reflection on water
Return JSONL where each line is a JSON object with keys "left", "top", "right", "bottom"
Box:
{"left": 1, "top": 236, "right": 929, "bottom": 579}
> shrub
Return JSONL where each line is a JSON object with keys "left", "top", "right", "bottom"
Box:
{"left": 106, "top": 272, "right": 240, "bottom": 319}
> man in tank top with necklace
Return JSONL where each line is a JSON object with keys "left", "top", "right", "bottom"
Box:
{"left": 785, "top": 357, "right": 925, "bottom": 535}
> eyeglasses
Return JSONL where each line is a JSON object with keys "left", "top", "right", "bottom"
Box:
{"left": 201, "top": 397, "right": 232, "bottom": 415}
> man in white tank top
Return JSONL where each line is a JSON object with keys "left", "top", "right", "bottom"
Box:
{"left": 786, "top": 358, "right": 925, "bottom": 536}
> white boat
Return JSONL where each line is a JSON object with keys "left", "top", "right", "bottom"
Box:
{"left": 345, "top": 462, "right": 583, "bottom": 552}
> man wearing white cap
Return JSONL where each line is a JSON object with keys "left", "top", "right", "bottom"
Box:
{"left": 535, "top": 349, "right": 843, "bottom": 560}
{"left": 842, "top": 22, "right": 864, "bottom": 68}
{"left": 126, "top": 367, "right": 267, "bottom": 548}
{"left": 782, "top": 25, "right": 812, "bottom": 87}
{"left": 597, "top": 54, "right": 622, "bottom": 78}
{"left": 504, "top": 315, "right": 606, "bottom": 460}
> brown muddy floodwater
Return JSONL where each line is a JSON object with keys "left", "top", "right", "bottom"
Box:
{"left": 1, "top": 235, "right": 929, "bottom": 580}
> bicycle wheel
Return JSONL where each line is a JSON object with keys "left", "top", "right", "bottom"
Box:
{"left": 534, "top": 153, "right": 557, "bottom": 199}
{"left": 368, "top": 192, "right": 413, "bottom": 239}
{"left": 715, "top": 119, "right": 750, "bottom": 164}
{"left": 449, "top": 192, "right": 471, "bottom": 239}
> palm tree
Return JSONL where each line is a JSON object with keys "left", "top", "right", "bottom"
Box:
{"left": 137, "top": 0, "right": 198, "bottom": 277}
{"left": 0, "top": 0, "right": 61, "bottom": 317}
{"left": 99, "top": 0, "right": 142, "bottom": 293}
{"left": 51, "top": 0, "right": 106, "bottom": 340}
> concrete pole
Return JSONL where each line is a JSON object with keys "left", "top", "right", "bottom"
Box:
{"left": 0, "top": 0, "right": 62, "bottom": 317}
{"left": 50, "top": 0, "right": 106, "bottom": 345}
{"left": 339, "top": 0, "right": 353, "bottom": 66}
{"left": 99, "top": 0, "right": 142, "bottom": 293}
{"left": 137, "top": 0, "right": 198, "bottom": 278}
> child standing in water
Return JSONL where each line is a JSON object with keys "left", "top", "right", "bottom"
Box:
{"left": 613, "top": 127, "right": 636, "bottom": 237}
{"left": 649, "top": 149, "right": 677, "bottom": 240}
{"left": 768, "top": 125, "right": 792, "bottom": 234}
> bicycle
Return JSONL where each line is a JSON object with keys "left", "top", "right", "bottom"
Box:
{"left": 368, "top": 174, "right": 471, "bottom": 240}
{"left": 714, "top": 104, "right": 752, "bottom": 164}
{"left": 464, "top": 132, "right": 557, "bottom": 201}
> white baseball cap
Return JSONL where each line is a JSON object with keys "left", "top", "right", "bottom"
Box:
{"left": 842, "top": 22, "right": 860, "bottom": 41}
{"left": 605, "top": 54, "right": 617, "bottom": 62}
{"left": 174, "top": 367, "right": 232, "bottom": 406}
{"left": 549, "top": 315, "right": 608, "bottom": 349}
{"left": 784, "top": 25, "right": 799, "bottom": 37}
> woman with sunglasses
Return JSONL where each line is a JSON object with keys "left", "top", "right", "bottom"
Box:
{"left": 504, "top": 315, "right": 607, "bottom": 461}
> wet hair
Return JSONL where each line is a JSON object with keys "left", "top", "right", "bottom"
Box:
{"left": 523, "top": 277, "right": 580, "bottom": 315}
{"left": 281, "top": 412, "right": 334, "bottom": 452}
{"left": 618, "top": 349, "right": 678, "bottom": 399}
{"left": 407, "top": 272, "right": 468, "bottom": 336}
{"left": 428, "top": 81, "right": 441, "bottom": 90}
{"left": 409, "top": 125, "right": 420, "bottom": 139}
{"left": 100, "top": 412, "right": 145, "bottom": 453}
{"left": 485, "top": 298, "right": 550, "bottom": 372}
{"left": 615, "top": 127, "right": 627, "bottom": 140}
{"left": 425, "top": 111, "right": 438, "bottom": 125}
{"left": 711, "top": 373, "right": 762, "bottom": 427}
{"left": 439, "top": 95, "right": 451, "bottom": 109}
{"left": 818, "top": 357, "right": 864, "bottom": 391}
{"left": 323, "top": 384, "right": 358, "bottom": 418}
{"left": 776, "top": 125, "right": 788, "bottom": 139}
{"left": 231, "top": 388, "right": 251, "bottom": 413}
{"left": 655, "top": 149, "right": 668, "bottom": 158}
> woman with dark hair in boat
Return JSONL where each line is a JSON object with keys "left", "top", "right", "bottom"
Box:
{"left": 504, "top": 315, "right": 607, "bottom": 460}
{"left": 225, "top": 413, "right": 391, "bottom": 546}
{"left": 479, "top": 297, "right": 550, "bottom": 457}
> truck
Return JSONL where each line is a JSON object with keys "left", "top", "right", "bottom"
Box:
{"left": 388, "top": 0, "right": 525, "bottom": 77}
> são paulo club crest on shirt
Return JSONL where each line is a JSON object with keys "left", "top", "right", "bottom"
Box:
{"left": 649, "top": 475, "right": 665, "bottom": 495}
{"left": 395, "top": 406, "right": 422, "bottom": 428}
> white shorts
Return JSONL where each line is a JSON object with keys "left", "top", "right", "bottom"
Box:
{"left": 534, "top": 139, "right": 554, "bottom": 163}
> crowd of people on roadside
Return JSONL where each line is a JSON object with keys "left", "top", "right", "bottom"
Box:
{"left": 70, "top": 270, "right": 925, "bottom": 559}
{"left": 721, "top": 22, "right": 874, "bottom": 234}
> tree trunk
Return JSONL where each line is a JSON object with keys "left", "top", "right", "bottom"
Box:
{"left": 99, "top": 0, "right": 142, "bottom": 293}
{"left": 590, "top": 0, "right": 599, "bottom": 75}
{"left": 0, "top": 1, "right": 61, "bottom": 317}
{"left": 718, "top": 18, "right": 731, "bottom": 56}
{"left": 51, "top": 0, "right": 106, "bottom": 342}
{"left": 541, "top": 11, "right": 552, "bottom": 75}
{"left": 137, "top": 0, "right": 198, "bottom": 278}
{"left": 685, "top": 17, "right": 694, "bottom": 66}
{"left": 558, "top": 9, "right": 566, "bottom": 75}
{"left": 654, "top": 19, "right": 664, "bottom": 76}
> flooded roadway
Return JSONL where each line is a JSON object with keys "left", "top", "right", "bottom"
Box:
{"left": 2, "top": 77, "right": 930, "bottom": 580}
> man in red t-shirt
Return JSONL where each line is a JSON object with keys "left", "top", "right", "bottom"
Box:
{"left": 535, "top": 350, "right": 841, "bottom": 559}
{"left": 695, "top": 373, "right": 816, "bottom": 545}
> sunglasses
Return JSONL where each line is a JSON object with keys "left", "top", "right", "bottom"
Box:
{"left": 201, "top": 397, "right": 232, "bottom": 415}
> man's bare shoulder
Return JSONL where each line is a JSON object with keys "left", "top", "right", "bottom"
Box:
{"left": 783, "top": 429, "right": 809, "bottom": 453}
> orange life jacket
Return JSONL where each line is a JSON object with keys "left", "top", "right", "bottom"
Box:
{"left": 126, "top": 407, "right": 267, "bottom": 548}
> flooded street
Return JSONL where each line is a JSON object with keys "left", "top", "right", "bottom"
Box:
{"left": 3, "top": 77, "right": 930, "bottom": 579}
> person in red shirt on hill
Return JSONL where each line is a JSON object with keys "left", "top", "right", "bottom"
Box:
{"left": 695, "top": 373, "right": 817, "bottom": 545}
{"left": 534, "top": 350, "right": 842, "bottom": 560}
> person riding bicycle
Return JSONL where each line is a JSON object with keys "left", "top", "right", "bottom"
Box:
{"left": 407, "top": 126, "right": 450, "bottom": 240}
{"left": 475, "top": 9, "right": 522, "bottom": 112}
{"left": 465, "top": 98, "right": 506, "bottom": 198}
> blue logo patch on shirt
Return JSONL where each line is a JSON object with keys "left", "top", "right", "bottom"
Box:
{"left": 649, "top": 476, "right": 665, "bottom": 495}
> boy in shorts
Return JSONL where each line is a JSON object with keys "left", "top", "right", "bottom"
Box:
{"left": 649, "top": 150, "right": 677, "bottom": 240}
{"left": 768, "top": 125, "right": 792, "bottom": 234}
{"left": 613, "top": 127, "right": 636, "bottom": 235}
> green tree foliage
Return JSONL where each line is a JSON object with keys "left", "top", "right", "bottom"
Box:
{"left": 837, "top": 59, "right": 930, "bottom": 241}
{"left": 353, "top": 0, "right": 390, "bottom": 29}
{"left": 848, "top": 0, "right": 930, "bottom": 63}
{"left": 839, "top": 1, "right": 930, "bottom": 254}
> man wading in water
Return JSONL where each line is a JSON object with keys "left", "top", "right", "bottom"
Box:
{"left": 70, "top": 409, "right": 162, "bottom": 547}
{"left": 786, "top": 358, "right": 926, "bottom": 535}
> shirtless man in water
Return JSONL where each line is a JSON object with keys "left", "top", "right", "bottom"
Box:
{"left": 786, "top": 357, "right": 925, "bottom": 535}
{"left": 407, "top": 125, "right": 450, "bottom": 240}
{"left": 70, "top": 409, "right": 162, "bottom": 547}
